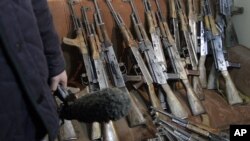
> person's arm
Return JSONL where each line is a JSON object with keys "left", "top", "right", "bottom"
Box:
{"left": 31, "top": 0, "right": 67, "bottom": 91}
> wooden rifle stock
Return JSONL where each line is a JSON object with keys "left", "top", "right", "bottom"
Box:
{"left": 155, "top": 3, "right": 205, "bottom": 115}
{"left": 204, "top": 0, "right": 242, "bottom": 105}
{"left": 177, "top": 0, "right": 205, "bottom": 100}
{"left": 63, "top": 30, "right": 88, "bottom": 55}
{"left": 130, "top": 0, "right": 188, "bottom": 119}
{"left": 107, "top": 0, "right": 180, "bottom": 120}
{"left": 221, "top": 70, "right": 243, "bottom": 105}
{"left": 102, "top": 121, "right": 119, "bottom": 141}
{"left": 198, "top": 55, "right": 207, "bottom": 88}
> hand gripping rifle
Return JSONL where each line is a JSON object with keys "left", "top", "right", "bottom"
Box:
{"left": 154, "top": 0, "right": 205, "bottom": 116}
{"left": 91, "top": 0, "right": 145, "bottom": 127}
{"left": 124, "top": 0, "right": 189, "bottom": 119}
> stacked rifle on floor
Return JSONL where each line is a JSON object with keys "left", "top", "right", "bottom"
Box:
{"left": 62, "top": 0, "right": 240, "bottom": 140}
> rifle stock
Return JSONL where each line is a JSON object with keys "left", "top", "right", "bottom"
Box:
{"left": 221, "top": 70, "right": 243, "bottom": 105}
{"left": 193, "top": 75, "right": 204, "bottom": 100}
{"left": 155, "top": 0, "right": 205, "bottom": 115}
{"left": 182, "top": 79, "right": 205, "bottom": 115}
{"left": 148, "top": 84, "right": 162, "bottom": 110}
{"left": 198, "top": 56, "right": 207, "bottom": 88}
{"left": 129, "top": 0, "right": 188, "bottom": 118}
{"left": 121, "top": 87, "right": 146, "bottom": 126}
{"left": 204, "top": 0, "right": 243, "bottom": 105}
{"left": 91, "top": 122, "right": 102, "bottom": 140}
{"left": 106, "top": 0, "right": 184, "bottom": 120}
{"left": 176, "top": 0, "right": 204, "bottom": 100}
{"left": 55, "top": 87, "right": 77, "bottom": 140}
{"left": 63, "top": 31, "right": 88, "bottom": 55}
{"left": 207, "top": 63, "right": 217, "bottom": 89}
{"left": 102, "top": 121, "right": 119, "bottom": 141}
{"left": 60, "top": 120, "right": 78, "bottom": 140}
{"left": 161, "top": 83, "right": 188, "bottom": 118}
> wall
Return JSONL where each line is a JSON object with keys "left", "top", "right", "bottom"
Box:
{"left": 232, "top": 0, "right": 250, "bottom": 48}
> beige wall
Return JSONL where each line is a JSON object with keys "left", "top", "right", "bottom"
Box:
{"left": 232, "top": 0, "right": 250, "bottom": 48}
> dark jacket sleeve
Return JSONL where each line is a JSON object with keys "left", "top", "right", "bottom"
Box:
{"left": 32, "top": 0, "right": 65, "bottom": 78}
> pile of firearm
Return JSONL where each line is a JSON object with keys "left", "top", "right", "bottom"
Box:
{"left": 63, "top": 0, "right": 240, "bottom": 140}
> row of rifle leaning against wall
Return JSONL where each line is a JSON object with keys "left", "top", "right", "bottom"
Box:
{"left": 61, "top": 0, "right": 239, "bottom": 140}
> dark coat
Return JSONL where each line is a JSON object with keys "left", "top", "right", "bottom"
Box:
{"left": 0, "top": 0, "right": 65, "bottom": 140}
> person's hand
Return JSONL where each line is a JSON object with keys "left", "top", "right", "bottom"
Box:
{"left": 50, "top": 70, "right": 67, "bottom": 93}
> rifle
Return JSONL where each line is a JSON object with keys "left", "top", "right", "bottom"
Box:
{"left": 142, "top": 0, "right": 169, "bottom": 110}
{"left": 105, "top": 0, "right": 163, "bottom": 118}
{"left": 198, "top": 0, "right": 209, "bottom": 88}
{"left": 151, "top": 107, "right": 230, "bottom": 141}
{"left": 157, "top": 119, "right": 207, "bottom": 141}
{"left": 204, "top": 0, "right": 243, "bottom": 105}
{"left": 91, "top": 0, "right": 145, "bottom": 127}
{"left": 154, "top": 0, "right": 205, "bottom": 116}
{"left": 188, "top": 0, "right": 209, "bottom": 90}
{"left": 63, "top": 1, "right": 102, "bottom": 139}
{"left": 81, "top": 6, "right": 120, "bottom": 141}
{"left": 62, "top": 0, "right": 113, "bottom": 139}
{"left": 125, "top": 0, "right": 188, "bottom": 119}
{"left": 175, "top": 0, "right": 205, "bottom": 100}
